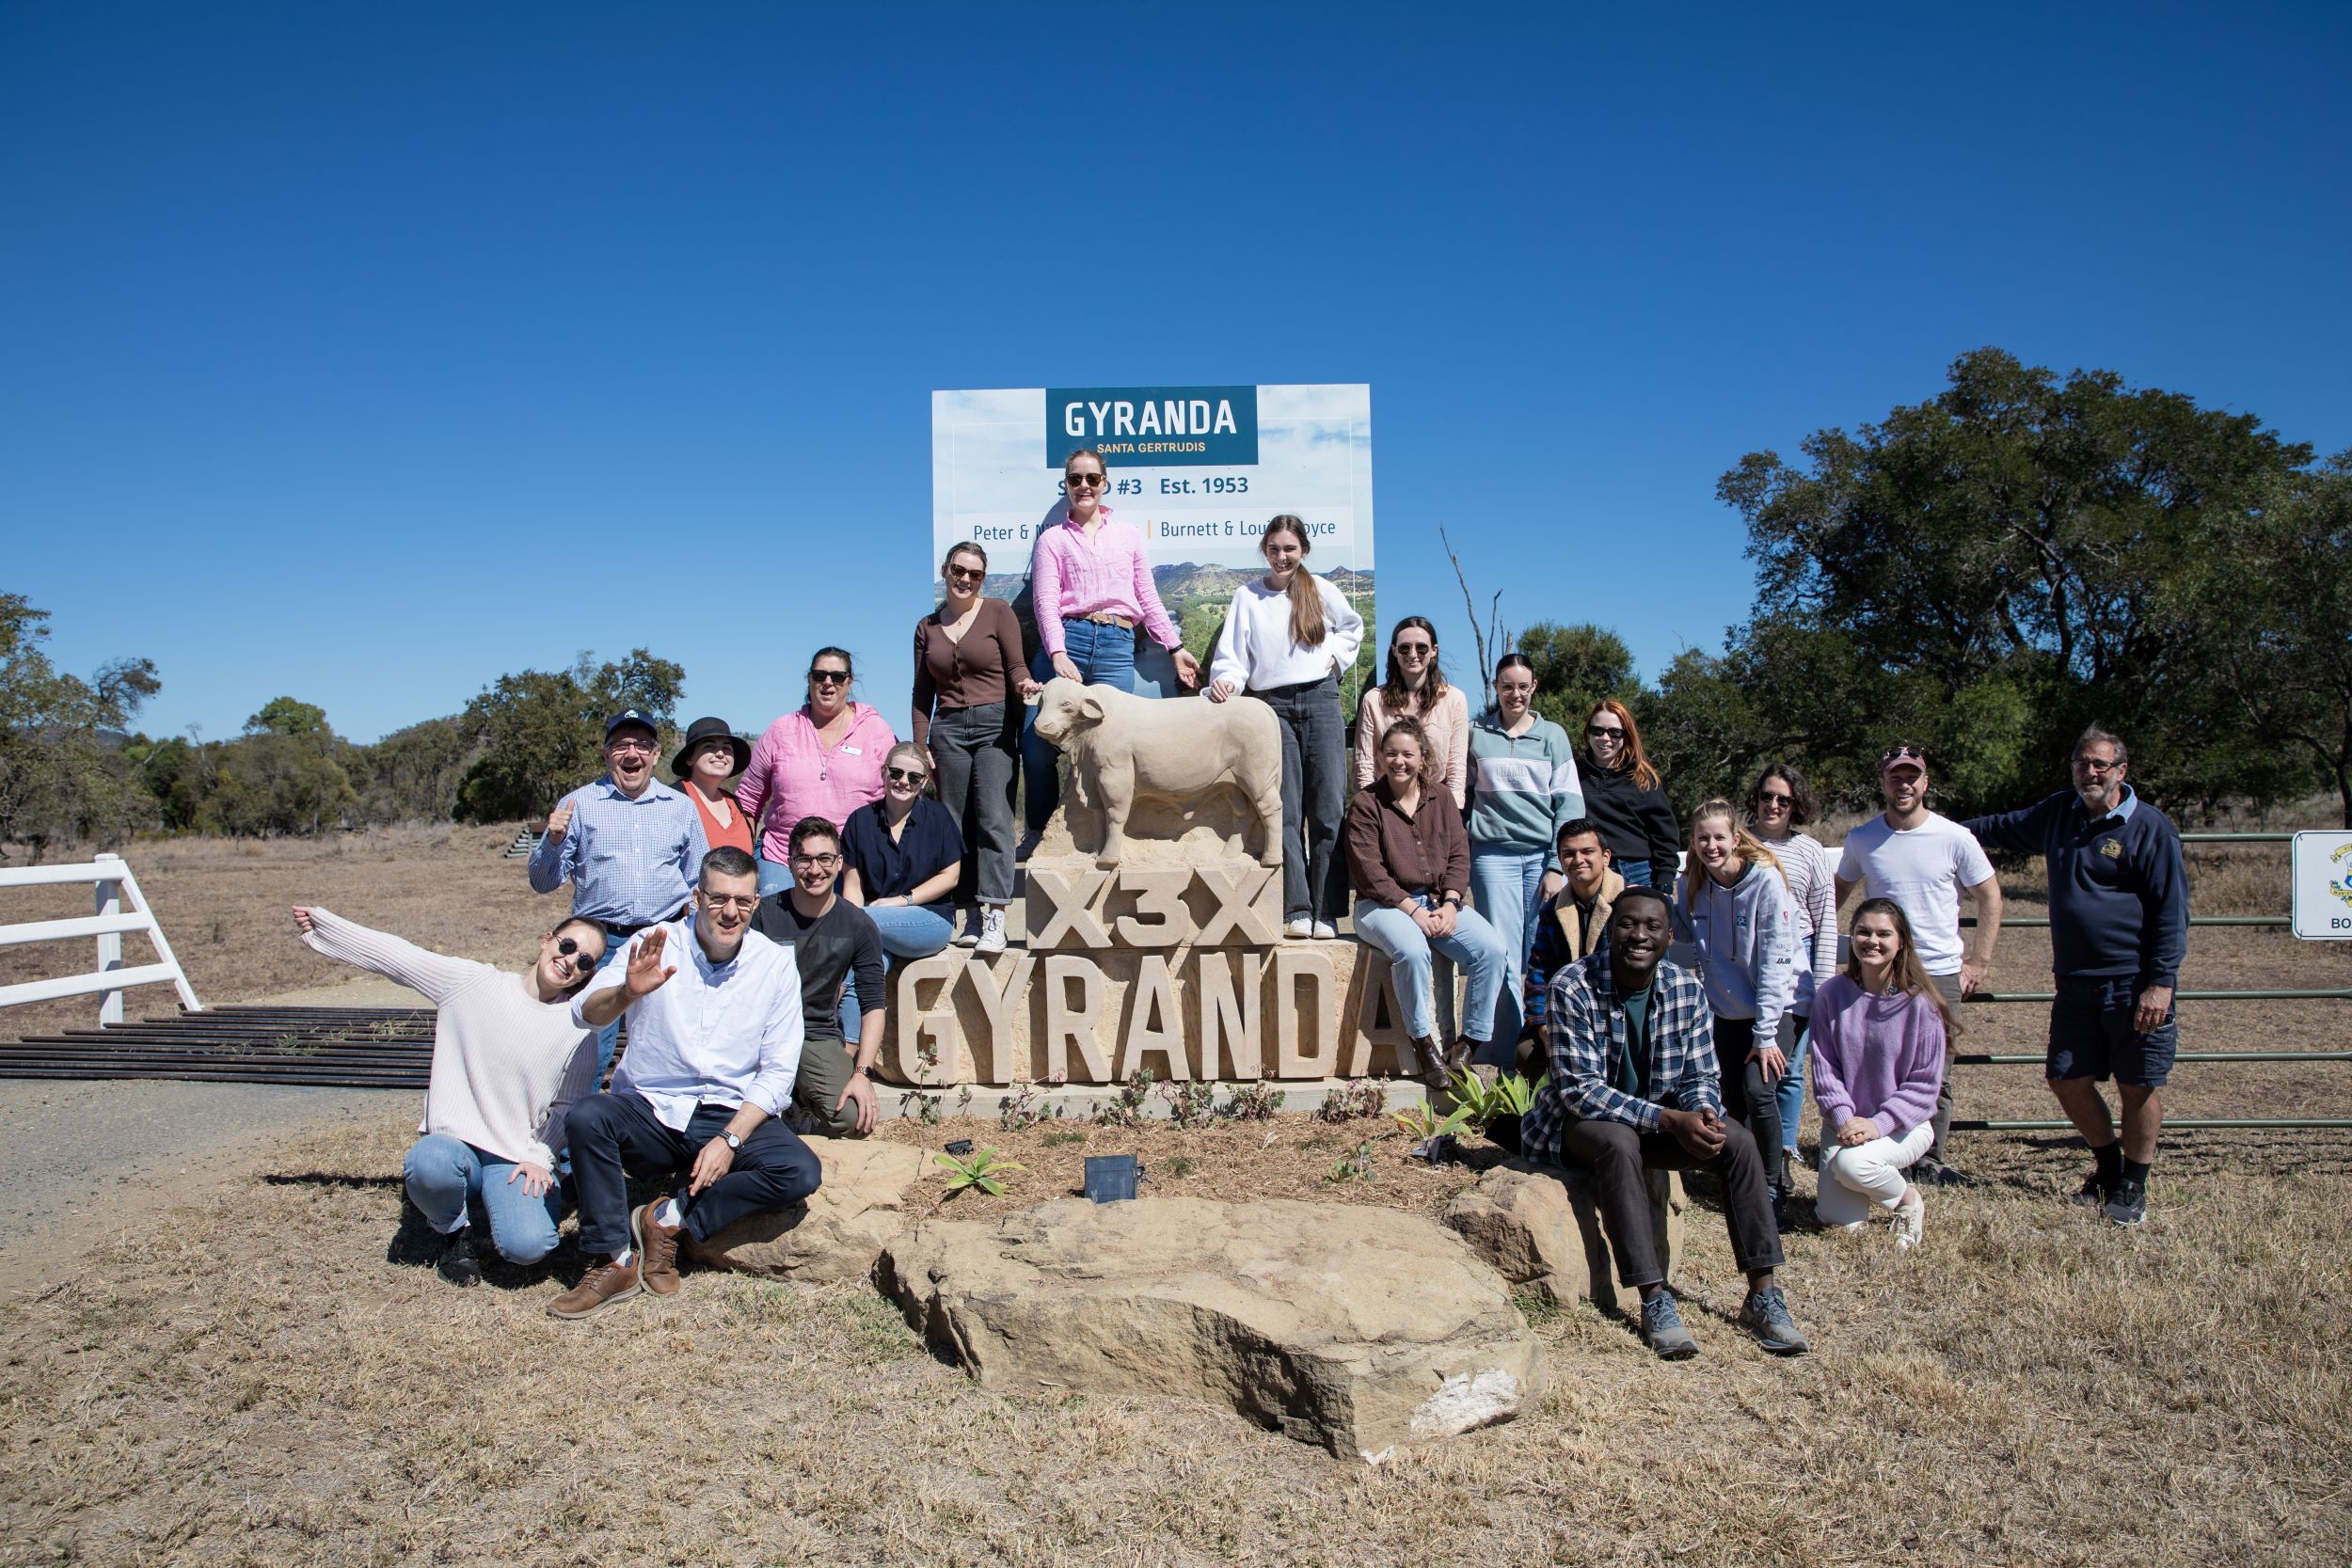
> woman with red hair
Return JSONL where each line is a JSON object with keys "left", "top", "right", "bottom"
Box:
{"left": 1578, "top": 698, "right": 1679, "bottom": 891}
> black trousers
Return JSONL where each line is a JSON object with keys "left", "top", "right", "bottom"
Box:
{"left": 1557, "top": 1114, "right": 1786, "bottom": 1290}
{"left": 564, "top": 1092, "right": 821, "bottom": 1258}
{"left": 1713, "top": 1017, "right": 1786, "bottom": 1186}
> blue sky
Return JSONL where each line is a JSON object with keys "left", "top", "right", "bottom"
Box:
{"left": 5, "top": 2, "right": 2346, "bottom": 746}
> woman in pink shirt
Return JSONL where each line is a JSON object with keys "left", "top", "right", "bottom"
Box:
{"left": 1017, "top": 446, "right": 1200, "bottom": 855}
{"left": 736, "top": 646, "right": 899, "bottom": 895}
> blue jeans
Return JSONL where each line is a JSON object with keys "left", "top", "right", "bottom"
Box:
{"left": 1775, "top": 1012, "right": 1811, "bottom": 1157}
{"left": 840, "top": 903, "right": 956, "bottom": 1043}
{"left": 403, "top": 1133, "right": 564, "bottom": 1266}
{"left": 591, "top": 937, "right": 627, "bottom": 1081}
{"left": 1470, "top": 846, "right": 1548, "bottom": 1047}
{"left": 756, "top": 858, "right": 794, "bottom": 897}
{"left": 1022, "top": 617, "right": 1140, "bottom": 833}
{"left": 1618, "top": 857, "right": 1652, "bottom": 888}
{"left": 1354, "top": 894, "right": 1507, "bottom": 1045}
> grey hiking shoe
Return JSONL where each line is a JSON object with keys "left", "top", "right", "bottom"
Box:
{"left": 1740, "top": 1285, "right": 1811, "bottom": 1354}
{"left": 2102, "top": 1178, "right": 2148, "bottom": 1227}
{"left": 1641, "top": 1290, "right": 1698, "bottom": 1360}
{"left": 2071, "top": 1169, "right": 2117, "bottom": 1208}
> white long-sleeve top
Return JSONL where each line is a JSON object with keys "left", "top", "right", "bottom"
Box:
{"left": 573, "top": 914, "right": 803, "bottom": 1132}
{"left": 301, "top": 907, "right": 597, "bottom": 1170}
{"left": 1207, "top": 576, "right": 1366, "bottom": 691}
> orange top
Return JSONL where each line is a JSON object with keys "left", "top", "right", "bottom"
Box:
{"left": 687, "top": 785, "right": 755, "bottom": 858}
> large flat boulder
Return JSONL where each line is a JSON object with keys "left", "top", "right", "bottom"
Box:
{"left": 1441, "top": 1159, "right": 1683, "bottom": 1315}
{"left": 687, "top": 1137, "right": 930, "bottom": 1284}
{"left": 880, "top": 1196, "right": 1543, "bottom": 1462}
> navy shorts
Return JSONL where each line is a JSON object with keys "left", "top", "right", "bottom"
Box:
{"left": 2047, "top": 974, "right": 2176, "bottom": 1087}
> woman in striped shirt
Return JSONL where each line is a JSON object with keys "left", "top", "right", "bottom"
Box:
{"left": 1747, "top": 762, "right": 1840, "bottom": 1192}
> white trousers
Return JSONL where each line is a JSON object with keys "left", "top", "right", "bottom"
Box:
{"left": 1817, "top": 1121, "right": 1934, "bottom": 1228}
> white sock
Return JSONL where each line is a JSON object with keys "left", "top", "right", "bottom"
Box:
{"left": 612, "top": 1247, "right": 634, "bottom": 1266}
{"left": 654, "top": 1197, "right": 683, "bottom": 1229}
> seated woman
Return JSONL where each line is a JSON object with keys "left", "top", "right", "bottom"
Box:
{"left": 1808, "top": 897, "right": 1954, "bottom": 1247}
{"left": 291, "top": 904, "right": 606, "bottom": 1287}
{"left": 1342, "top": 716, "right": 1506, "bottom": 1087}
{"left": 840, "top": 739, "right": 965, "bottom": 972}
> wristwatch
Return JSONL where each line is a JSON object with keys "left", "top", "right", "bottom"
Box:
{"left": 1441, "top": 894, "right": 1464, "bottom": 909}
{"left": 721, "top": 1132, "right": 743, "bottom": 1152}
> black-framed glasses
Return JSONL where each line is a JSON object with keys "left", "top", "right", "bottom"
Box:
{"left": 886, "top": 767, "right": 928, "bottom": 784}
{"left": 1065, "top": 472, "right": 1105, "bottom": 489}
{"left": 808, "top": 669, "right": 851, "bottom": 686}
{"left": 1585, "top": 723, "right": 1624, "bottom": 737}
{"left": 946, "top": 566, "right": 985, "bottom": 583}
{"left": 791, "top": 852, "right": 842, "bottom": 868}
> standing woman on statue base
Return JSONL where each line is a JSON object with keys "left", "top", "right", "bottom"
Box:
{"left": 1206, "top": 515, "right": 1365, "bottom": 938}
{"left": 1465, "top": 653, "right": 1583, "bottom": 1051}
{"left": 1579, "top": 698, "right": 1679, "bottom": 892}
{"left": 914, "top": 542, "right": 1031, "bottom": 956}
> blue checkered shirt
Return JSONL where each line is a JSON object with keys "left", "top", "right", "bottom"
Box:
{"left": 527, "top": 777, "right": 707, "bottom": 927}
{"left": 1520, "top": 951, "right": 1723, "bottom": 1165}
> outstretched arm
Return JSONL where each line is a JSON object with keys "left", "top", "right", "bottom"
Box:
{"left": 294, "top": 906, "right": 481, "bottom": 1006}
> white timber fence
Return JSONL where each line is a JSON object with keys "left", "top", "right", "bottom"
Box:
{"left": 0, "top": 853, "right": 202, "bottom": 1023}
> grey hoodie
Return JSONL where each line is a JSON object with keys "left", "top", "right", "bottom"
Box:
{"left": 1669, "top": 860, "right": 1798, "bottom": 1050}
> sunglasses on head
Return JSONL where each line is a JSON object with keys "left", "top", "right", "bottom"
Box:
{"left": 1882, "top": 745, "right": 1928, "bottom": 768}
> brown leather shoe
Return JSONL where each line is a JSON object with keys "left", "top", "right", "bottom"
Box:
{"left": 632, "top": 1200, "right": 682, "bottom": 1296}
{"left": 546, "top": 1254, "right": 641, "bottom": 1320}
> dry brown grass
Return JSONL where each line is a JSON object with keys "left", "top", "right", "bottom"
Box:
{"left": 3, "top": 1114, "right": 2349, "bottom": 1567}
{"left": 0, "top": 824, "right": 547, "bottom": 1040}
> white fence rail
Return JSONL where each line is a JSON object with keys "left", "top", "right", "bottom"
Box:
{"left": 0, "top": 854, "right": 202, "bottom": 1022}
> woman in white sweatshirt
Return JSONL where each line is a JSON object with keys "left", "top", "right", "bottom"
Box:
{"left": 1669, "top": 798, "right": 1799, "bottom": 1223}
{"left": 1205, "top": 515, "right": 1365, "bottom": 938}
{"left": 293, "top": 905, "right": 607, "bottom": 1287}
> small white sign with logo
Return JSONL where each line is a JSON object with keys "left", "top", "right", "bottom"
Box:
{"left": 2290, "top": 831, "right": 2352, "bottom": 939}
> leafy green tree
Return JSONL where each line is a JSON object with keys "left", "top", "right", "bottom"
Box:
{"left": 201, "top": 732, "right": 360, "bottom": 835}
{"left": 246, "top": 696, "right": 329, "bottom": 736}
{"left": 355, "top": 716, "right": 475, "bottom": 823}
{"left": 1515, "top": 622, "right": 1640, "bottom": 734}
{"left": 455, "top": 650, "right": 685, "bottom": 822}
{"left": 0, "top": 594, "right": 161, "bottom": 849}
{"left": 1714, "top": 348, "right": 2312, "bottom": 816}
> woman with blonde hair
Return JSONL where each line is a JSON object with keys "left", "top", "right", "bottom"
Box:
{"left": 1578, "top": 698, "right": 1680, "bottom": 891}
{"left": 1206, "top": 515, "right": 1365, "bottom": 938}
{"left": 1671, "top": 797, "right": 1799, "bottom": 1224}
{"left": 1807, "top": 898, "right": 1956, "bottom": 1247}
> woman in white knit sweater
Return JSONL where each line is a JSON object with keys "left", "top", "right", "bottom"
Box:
{"left": 1205, "top": 515, "right": 1365, "bottom": 938}
{"left": 294, "top": 905, "right": 606, "bottom": 1287}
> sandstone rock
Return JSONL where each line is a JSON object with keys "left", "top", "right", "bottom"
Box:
{"left": 1441, "top": 1159, "right": 1684, "bottom": 1315}
{"left": 686, "top": 1137, "right": 930, "bottom": 1284}
{"left": 881, "top": 1196, "right": 1543, "bottom": 1461}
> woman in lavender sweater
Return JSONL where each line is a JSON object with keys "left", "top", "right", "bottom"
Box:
{"left": 1809, "top": 897, "right": 1957, "bottom": 1247}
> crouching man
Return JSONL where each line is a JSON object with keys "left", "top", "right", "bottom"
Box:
{"left": 1518, "top": 886, "right": 1810, "bottom": 1360}
{"left": 548, "top": 846, "right": 821, "bottom": 1321}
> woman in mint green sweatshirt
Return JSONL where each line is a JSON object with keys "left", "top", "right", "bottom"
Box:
{"left": 1466, "top": 654, "right": 1585, "bottom": 1053}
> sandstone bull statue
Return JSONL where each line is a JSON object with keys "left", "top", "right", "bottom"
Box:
{"left": 1029, "top": 677, "right": 1285, "bottom": 869}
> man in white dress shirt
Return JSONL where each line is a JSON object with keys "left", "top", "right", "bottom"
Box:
{"left": 548, "top": 846, "right": 820, "bottom": 1320}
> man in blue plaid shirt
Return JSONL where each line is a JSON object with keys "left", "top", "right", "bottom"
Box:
{"left": 1521, "top": 886, "right": 1809, "bottom": 1360}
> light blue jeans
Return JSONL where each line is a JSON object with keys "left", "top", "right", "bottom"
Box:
{"left": 756, "top": 858, "right": 794, "bottom": 897}
{"left": 403, "top": 1133, "right": 564, "bottom": 1266}
{"left": 840, "top": 904, "right": 955, "bottom": 1043}
{"left": 1023, "top": 617, "right": 1139, "bottom": 832}
{"left": 1470, "top": 847, "right": 1549, "bottom": 1048}
{"left": 1775, "top": 1013, "right": 1812, "bottom": 1158}
{"left": 591, "top": 938, "right": 626, "bottom": 1081}
{"left": 1354, "top": 894, "right": 1507, "bottom": 1045}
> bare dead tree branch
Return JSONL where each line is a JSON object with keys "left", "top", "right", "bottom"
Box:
{"left": 1440, "top": 523, "right": 1507, "bottom": 709}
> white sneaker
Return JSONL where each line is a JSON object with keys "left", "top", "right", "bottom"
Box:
{"left": 976, "top": 907, "right": 1008, "bottom": 955}
{"left": 1311, "top": 920, "right": 1337, "bottom": 940}
{"left": 1893, "top": 1195, "right": 1925, "bottom": 1250}
{"left": 1283, "top": 917, "right": 1313, "bottom": 939}
{"left": 951, "top": 908, "right": 981, "bottom": 947}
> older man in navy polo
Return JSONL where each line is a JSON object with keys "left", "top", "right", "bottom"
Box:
{"left": 529, "top": 709, "right": 707, "bottom": 1078}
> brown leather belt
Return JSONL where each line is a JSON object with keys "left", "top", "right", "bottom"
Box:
{"left": 1077, "top": 611, "right": 1136, "bottom": 628}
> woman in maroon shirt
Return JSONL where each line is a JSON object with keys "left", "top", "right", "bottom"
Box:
{"left": 912, "top": 541, "right": 1035, "bottom": 956}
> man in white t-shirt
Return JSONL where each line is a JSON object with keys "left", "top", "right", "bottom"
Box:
{"left": 1835, "top": 743, "right": 2002, "bottom": 1184}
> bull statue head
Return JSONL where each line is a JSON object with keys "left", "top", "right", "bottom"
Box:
{"left": 1030, "top": 676, "right": 1111, "bottom": 749}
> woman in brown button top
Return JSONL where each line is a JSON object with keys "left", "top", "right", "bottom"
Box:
{"left": 912, "top": 541, "right": 1037, "bottom": 955}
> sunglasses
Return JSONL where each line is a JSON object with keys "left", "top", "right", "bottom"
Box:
{"left": 946, "top": 566, "right": 985, "bottom": 583}
{"left": 552, "top": 936, "right": 596, "bottom": 964}
{"left": 1065, "top": 472, "right": 1104, "bottom": 488}
{"left": 1755, "top": 790, "right": 1793, "bottom": 807}
{"left": 1585, "top": 723, "right": 1625, "bottom": 738}
{"left": 1882, "top": 745, "right": 1928, "bottom": 768}
{"left": 1393, "top": 641, "right": 1433, "bottom": 656}
{"left": 886, "top": 767, "right": 928, "bottom": 784}
{"left": 808, "top": 669, "right": 851, "bottom": 686}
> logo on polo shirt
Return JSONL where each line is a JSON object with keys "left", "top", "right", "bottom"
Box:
{"left": 2099, "top": 838, "right": 2122, "bottom": 859}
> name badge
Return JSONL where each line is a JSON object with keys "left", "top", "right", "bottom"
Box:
{"left": 841, "top": 745, "right": 863, "bottom": 756}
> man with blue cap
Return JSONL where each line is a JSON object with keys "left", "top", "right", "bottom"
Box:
{"left": 529, "top": 709, "right": 707, "bottom": 1078}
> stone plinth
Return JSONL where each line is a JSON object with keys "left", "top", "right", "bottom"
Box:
{"left": 1441, "top": 1161, "right": 1684, "bottom": 1315}
{"left": 686, "top": 1138, "right": 932, "bottom": 1284}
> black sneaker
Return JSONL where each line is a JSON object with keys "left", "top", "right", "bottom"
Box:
{"left": 436, "top": 1228, "right": 483, "bottom": 1288}
{"left": 1914, "top": 1156, "right": 1970, "bottom": 1188}
{"left": 2070, "top": 1170, "right": 2117, "bottom": 1208}
{"left": 1641, "top": 1290, "right": 1698, "bottom": 1360}
{"left": 2102, "top": 1179, "right": 2147, "bottom": 1227}
{"left": 1739, "top": 1285, "right": 1811, "bottom": 1354}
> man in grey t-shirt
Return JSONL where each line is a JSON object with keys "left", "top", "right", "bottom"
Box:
{"left": 1835, "top": 743, "right": 2002, "bottom": 1183}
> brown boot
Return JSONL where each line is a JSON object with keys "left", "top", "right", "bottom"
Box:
{"left": 632, "top": 1200, "right": 682, "bottom": 1296}
{"left": 546, "top": 1253, "right": 641, "bottom": 1320}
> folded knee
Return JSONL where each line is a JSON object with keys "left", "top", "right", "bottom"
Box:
{"left": 495, "top": 1233, "right": 556, "bottom": 1266}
